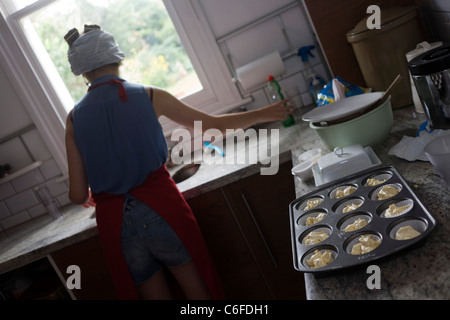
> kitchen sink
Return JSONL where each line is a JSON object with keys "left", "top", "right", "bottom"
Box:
{"left": 171, "top": 163, "right": 200, "bottom": 184}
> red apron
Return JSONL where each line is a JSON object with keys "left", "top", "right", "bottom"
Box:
{"left": 93, "top": 165, "right": 225, "bottom": 300}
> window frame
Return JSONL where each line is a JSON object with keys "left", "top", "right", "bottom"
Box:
{"left": 0, "top": 0, "right": 245, "bottom": 175}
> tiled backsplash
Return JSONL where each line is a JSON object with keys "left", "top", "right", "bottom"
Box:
{"left": 0, "top": 128, "right": 70, "bottom": 232}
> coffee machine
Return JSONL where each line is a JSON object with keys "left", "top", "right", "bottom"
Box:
{"left": 409, "top": 44, "right": 450, "bottom": 129}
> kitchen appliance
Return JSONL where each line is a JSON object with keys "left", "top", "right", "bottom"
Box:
{"left": 408, "top": 44, "right": 450, "bottom": 129}
{"left": 346, "top": 6, "right": 425, "bottom": 108}
{"left": 289, "top": 166, "right": 436, "bottom": 273}
{"left": 406, "top": 41, "right": 443, "bottom": 113}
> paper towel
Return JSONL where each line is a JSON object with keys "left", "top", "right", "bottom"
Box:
{"left": 388, "top": 129, "right": 448, "bottom": 161}
{"left": 236, "top": 51, "right": 285, "bottom": 91}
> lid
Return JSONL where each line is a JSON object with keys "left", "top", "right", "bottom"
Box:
{"left": 409, "top": 45, "right": 450, "bottom": 76}
{"left": 302, "top": 92, "right": 383, "bottom": 123}
{"left": 317, "top": 145, "right": 372, "bottom": 182}
{"left": 406, "top": 41, "right": 443, "bottom": 62}
{"left": 346, "top": 6, "right": 417, "bottom": 43}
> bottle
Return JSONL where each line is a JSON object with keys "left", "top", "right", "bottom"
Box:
{"left": 297, "top": 46, "right": 326, "bottom": 104}
{"left": 35, "top": 185, "right": 62, "bottom": 220}
{"left": 308, "top": 73, "right": 326, "bottom": 104}
{"left": 267, "top": 75, "right": 295, "bottom": 127}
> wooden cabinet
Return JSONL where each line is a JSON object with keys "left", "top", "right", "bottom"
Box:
{"left": 0, "top": 258, "right": 70, "bottom": 300}
{"left": 50, "top": 236, "right": 118, "bottom": 300}
{"left": 188, "top": 161, "right": 306, "bottom": 299}
{"left": 48, "top": 161, "right": 305, "bottom": 300}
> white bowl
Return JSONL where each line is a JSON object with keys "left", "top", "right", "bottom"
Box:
{"left": 292, "top": 160, "right": 314, "bottom": 181}
{"left": 298, "top": 148, "right": 322, "bottom": 163}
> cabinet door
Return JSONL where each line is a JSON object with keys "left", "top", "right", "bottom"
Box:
{"left": 222, "top": 161, "right": 306, "bottom": 299}
{"left": 50, "top": 236, "right": 118, "bottom": 300}
{"left": 187, "top": 189, "right": 273, "bottom": 299}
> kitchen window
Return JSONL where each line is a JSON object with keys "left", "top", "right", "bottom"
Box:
{"left": 17, "top": 0, "right": 205, "bottom": 108}
{"left": 0, "top": 0, "right": 242, "bottom": 174}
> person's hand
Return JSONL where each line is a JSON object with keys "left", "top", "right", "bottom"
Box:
{"left": 256, "top": 99, "right": 294, "bottom": 123}
{"left": 82, "top": 189, "right": 96, "bottom": 208}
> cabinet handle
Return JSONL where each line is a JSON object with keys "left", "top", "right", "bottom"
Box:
{"left": 241, "top": 193, "right": 278, "bottom": 268}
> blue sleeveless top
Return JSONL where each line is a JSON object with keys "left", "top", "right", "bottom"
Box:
{"left": 72, "top": 75, "right": 168, "bottom": 194}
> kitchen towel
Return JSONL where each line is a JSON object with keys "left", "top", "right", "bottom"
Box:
{"left": 236, "top": 51, "right": 285, "bottom": 90}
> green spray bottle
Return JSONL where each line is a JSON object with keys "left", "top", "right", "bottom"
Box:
{"left": 267, "top": 75, "right": 295, "bottom": 127}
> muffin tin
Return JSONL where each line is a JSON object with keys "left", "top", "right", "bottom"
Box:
{"left": 289, "top": 166, "right": 436, "bottom": 273}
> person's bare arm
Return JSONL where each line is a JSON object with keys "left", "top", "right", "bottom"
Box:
{"left": 65, "top": 114, "right": 89, "bottom": 204}
{"left": 148, "top": 87, "right": 293, "bottom": 132}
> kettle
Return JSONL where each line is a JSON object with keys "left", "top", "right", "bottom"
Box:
{"left": 409, "top": 44, "right": 450, "bottom": 129}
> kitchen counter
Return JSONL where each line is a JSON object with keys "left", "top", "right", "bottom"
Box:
{"left": 1, "top": 105, "right": 448, "bottom": 300}
{"left": 291, "top": 106, "right": 450, "bottom": 300}
{"left": 0, "top": 110, "right": 309, "bottom": 275}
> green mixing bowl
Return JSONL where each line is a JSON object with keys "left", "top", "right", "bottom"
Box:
{"left": 309, "top": 96, "right": 393, "bottom": 150}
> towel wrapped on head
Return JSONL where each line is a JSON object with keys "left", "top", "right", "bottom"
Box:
{"left": 64, "top": 25, "right": 125, "bottom": 75}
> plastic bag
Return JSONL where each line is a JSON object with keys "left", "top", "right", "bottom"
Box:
{"left": 316, "top": 76, "right": 370, "bottom": 107}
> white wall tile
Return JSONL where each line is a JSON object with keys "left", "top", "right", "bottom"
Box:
{"left": 28, "top": 203, "right": 47, "bottom": 218}
{"left": 0, "top": 201, "right": 11, "bottom": 219}
{"left": 226, "top": 19, "right": 289, "bottom": 68}
{"left": 21, "top": 129, "right": 52, "bottom": 162}
{"left": 280, "top": 6, "right": 316, "bottom": 52}
{"left": 0, "top": 182, "right": 15, "bottom": 200}
{"left": 0, "top": 210, "right": 30, "bottom": 229}
{"left": 0, "top": 64, "right": 33, "bottom": 139}
{"left": 301, "top": 91, "right": 314, "bottom": 108}
{"left": 200, "top": 0, "right": 293, "bottom": 38}
{"left": 39, "top": 159, "right": 61, "bottom": 180}
{"left": 10, "top": 168, "right": 45, "bottom": 193}
{"left": 0, "top": 137, "right": 33, "bottom": 172}
{"left": 56, "top": 192, "right": 71, "bottom": 207}
{"left": 4, "top": 189, "right": 40, "bottom": 214}
{"left": 45, "top": 178, "right": 68, "bottom": 198}
{"left": 245, "top": 88, "right": 270, "bottom": 111}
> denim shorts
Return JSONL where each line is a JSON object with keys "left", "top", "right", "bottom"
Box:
{"left": 120, "top": 195, "right": 191, "bottom": 285}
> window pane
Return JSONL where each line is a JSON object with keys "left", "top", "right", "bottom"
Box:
{"left": 20, "top": 0, "right": 202, "bottom": 109}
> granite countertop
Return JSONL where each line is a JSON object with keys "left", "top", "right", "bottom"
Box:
{"left": 291, "top": 106, "right": 450, "bottom": 300}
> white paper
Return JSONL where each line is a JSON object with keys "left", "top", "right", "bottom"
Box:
{"left": 388, "top": 129, "right": 449, "bottom": 161}
{"left": 236, "top": 51, "right": 285, "bottom": 90}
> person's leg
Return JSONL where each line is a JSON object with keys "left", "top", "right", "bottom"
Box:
{"left": 122, "top": 196, "right": 212, "bottom": 300}
{"left": 168, "top": 260, "right": 212, "bottom": 300}
{"left": 135, "top": 269, "right": 173, "bottom": 300}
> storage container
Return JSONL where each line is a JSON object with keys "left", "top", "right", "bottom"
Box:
{"left": 346, "top": 6, "right": 425, "bottom": 108}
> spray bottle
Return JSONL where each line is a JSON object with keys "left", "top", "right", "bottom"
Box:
{"left": 267, "top": 75, "right": 295, "bottom": 127}
{"left": 297, "top": 46, "right": 326, "bottom": 104}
